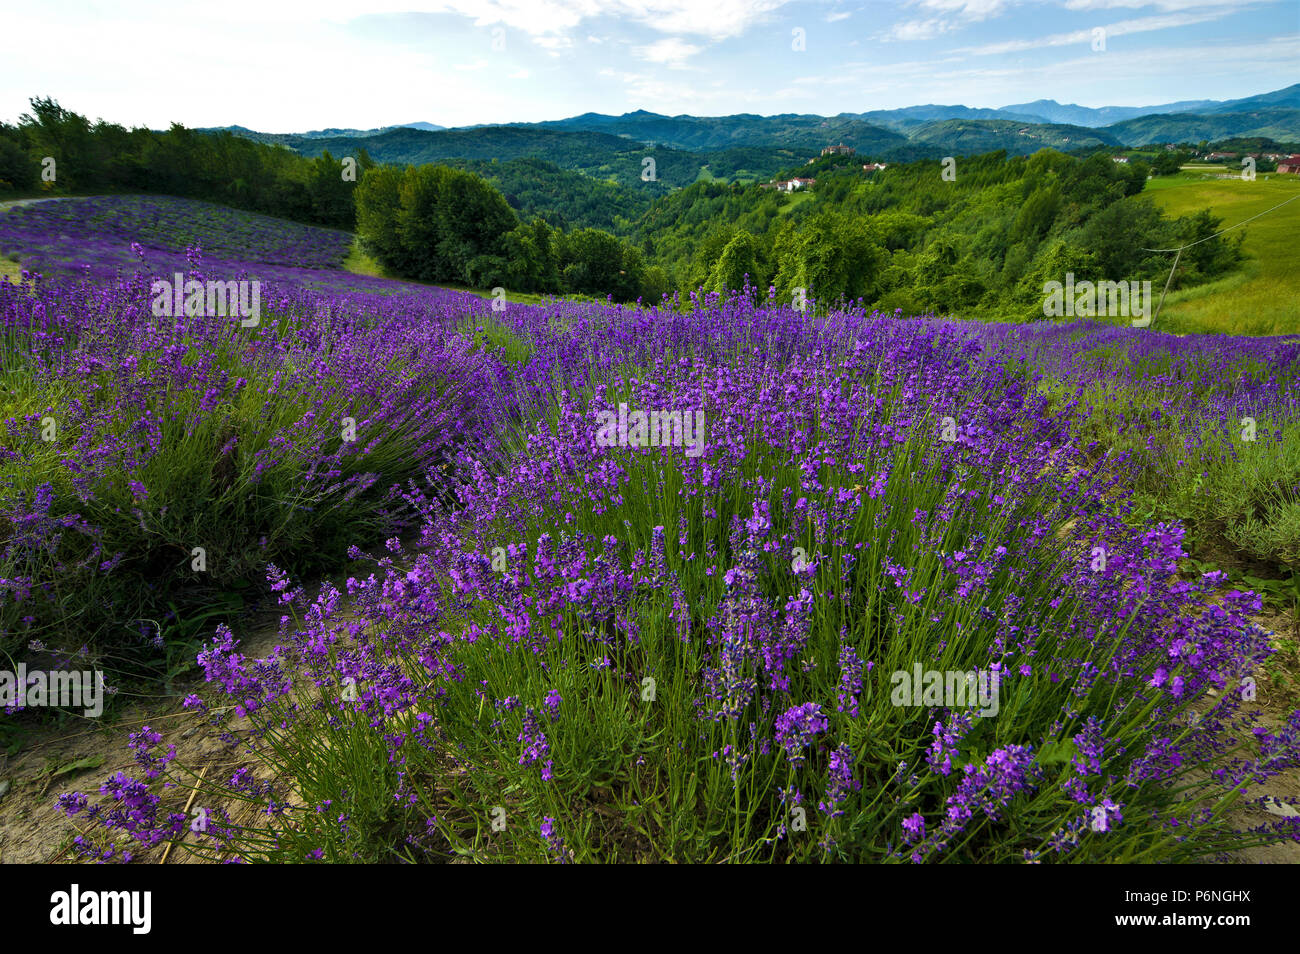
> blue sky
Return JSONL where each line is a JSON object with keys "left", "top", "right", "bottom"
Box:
{"left": 3, "top": 0, "right": 1296, "bottom": 130}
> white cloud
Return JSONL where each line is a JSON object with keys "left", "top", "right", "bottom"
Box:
{"left": 910, "top": 0, "right": 1011, "bottom": 21}
{"left": 533, "top": 34, "right": 575, "bottom": 53}
{"left": 342, "top": 0, "right": 789, "bottom": 40}
{"left": 631, "top": 0, "right": 790, "bottom": 39}
{"left": 826, "top": 11, "right": 852, "bottom": 22}
{"left": 959, "top": 8, "right": 1239, "bottom": 54}
{"left": 795, "top": 33, "right": 1300, "bottom": 108}
{"left": 634, "top": 37, "right": 704, "bottom": 66}
{"left": 1062, "top": 0, "right": 1261, "bottom": 10}
{"left": 883, "top": 0, "right": 1013, "bottom": 42}
{"left": 105, "top": 0, "right": 794, "bottom": 44}
{"left": 0, "top": 0, "right": 1290, "bottom": 129}
{"left": 883, "top": 17, "right": 955, "bottom": 40}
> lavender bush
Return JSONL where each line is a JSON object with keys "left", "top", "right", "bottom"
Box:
{"left": 47, "top": 275, "right": 1300, "bottom": 862}
{"left": 0, "top": 195, "right": 353, "bottom": 277}
{"left": 0, "top": 253, "right": 508, "bottom": 680}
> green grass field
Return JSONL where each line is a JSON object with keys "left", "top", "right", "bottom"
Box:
{"left": 778, "top": 190, "right": 813, "bottom": 214}
{"left": 1142, "top": 172, "right": 1300, "bottom": 335}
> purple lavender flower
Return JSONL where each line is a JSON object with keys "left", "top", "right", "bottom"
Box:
{"left": 775, "top": 702, "right": 829, "bottom": 766}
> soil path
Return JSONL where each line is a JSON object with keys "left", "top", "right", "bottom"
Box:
{"left": 0, "top": 196, "right": 96, "bottom": 213}
{"left": 0, "top": 608, "right": 286, "bottom": 864}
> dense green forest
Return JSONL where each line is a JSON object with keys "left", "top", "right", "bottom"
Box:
{"left": 352, "top": 147, "right": 1241, "bottom": 315}
{"left": 617, "top": 149, "right": 1241, "bottom": 318}
{"left": 1107, "top": 108, "right": 1300, "bottom": 146}
{"left": 905, "top": 119, "right": 1117, "bottom": 153}
{"left": 517, "top": 110, "right": 911, "bottom": 153}
{"left": 3, "top": 98, "right": 1246, "bottom": 315}
{"left": 0, "top": 98, "right": 361, "bottom": 229}
{"left": 435, "top": 157, "right": 651, "bottom": 232}
{"left": 353, "top": 162, "right": 668, "bottom": 301}
{"left": 237, "top": 125, "right": 712, "bottom": 192}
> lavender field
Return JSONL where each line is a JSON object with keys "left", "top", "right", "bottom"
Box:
{"left": 1, "top": 195, "right": 1297, "bottom": 863}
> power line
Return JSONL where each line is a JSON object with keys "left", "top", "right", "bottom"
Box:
{"left": 1140, "top": 189, "right": 1299, "bottom": 328}
{"left": 1140, "top": 192, "right": 1300, "bottom": 252}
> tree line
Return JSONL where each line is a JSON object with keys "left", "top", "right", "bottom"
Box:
{"left": 0, "top": 98, "right": 361, "bottom": 229}
{"left": 1, "top": 98, "right": 669, "bottom": 303}
{"left": 354, "top": 162, "right": 668, "bottom": 302}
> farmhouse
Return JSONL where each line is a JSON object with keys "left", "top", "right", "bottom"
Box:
{"left": 1111, "top": 156, "right": 1129, "bottom": 163}
{"left": 863, "top": 162, "right": 888, "bottom": 171}
{"left": 762, "top": 177, "right": 817, "bottom": 192}
{"left": 1277, "top": 155, "right": 1300, "bottom": 174}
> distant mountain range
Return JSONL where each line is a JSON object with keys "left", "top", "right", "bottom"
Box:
{"left": 200, "top": 84, "right": 1299, "bottom": 184}
{"left": 240, "top": 121, "right": 447, "bottom": 139}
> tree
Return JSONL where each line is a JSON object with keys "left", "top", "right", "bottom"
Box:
{"left": 502, "top": 217, "right": 561, "bottom": 293}
{"left": 774, "top": 212, "right": 888, "bottom": 305}
{"left": 356, "top": 165, "right": 409, "bottom": 272}
{"left": 397, "top": 164, "right": 453, "bottom": 281}
{"left": 707, "top": 230, "right": 764, "bottom": 299}
{"left": 1079, "top": 196, "right": 1166, "bottom": 280}
{"left": 1173, "top": 208, "right": 1242, "bottom": 282}
{"left": 0, "top": 127, "right": 36, "bottom": 192}
{"left": 1012, "top": 185, "right": 1060, "bottom": 241}
{"left": 19, "top": 97, "right": 98, "bottom": 191}
{"left": 1150, "top": 152, "right": 1181, "bottom": 176}
{"left": 305, "top": 150, "right": 357, "bottom": 229}
{"left": 559, "top": 228, "right": 645, "bottom": 301}
{"left": 435, "top": 168, "right": 518, "bottom": 283}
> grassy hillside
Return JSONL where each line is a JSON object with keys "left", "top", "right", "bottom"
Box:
{"left": 1141, "top": 172, "right": 1300, "bottom": 335}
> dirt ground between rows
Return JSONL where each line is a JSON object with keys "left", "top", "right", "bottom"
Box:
{"left": 0, "top": 608, "right": 287, "bottom": 864}
{"left": 2, "top": 602, "right": 1298, "bottom": 864}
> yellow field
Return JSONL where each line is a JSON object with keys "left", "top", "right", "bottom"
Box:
{"left": 1142, "top": 172, "right": 1300, "bottom": 335}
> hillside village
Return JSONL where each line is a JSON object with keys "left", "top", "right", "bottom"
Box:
{"left": 762, "top": 143, "right": 892, "bottom": 191}
{"left": 761, "top": 139, "right": 1300, "bottom": 194}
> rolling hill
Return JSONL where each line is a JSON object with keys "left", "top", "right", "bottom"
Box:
{"left": 199, "top": 84, "right": 1300, "bottom": 205}
{"left": 519, "top": 110, "right": 909, "bottom": 154}
{"left": 907, "top": 118, "right": 1120, "bottom": 155}
{"left": 1105, "top": 108, "right": 1300, "bottom": 146}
